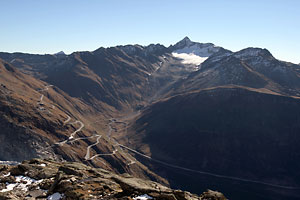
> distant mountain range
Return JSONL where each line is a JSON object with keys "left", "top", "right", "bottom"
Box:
{"left": 0, "top": 37, "right": 300, "bottom": 200}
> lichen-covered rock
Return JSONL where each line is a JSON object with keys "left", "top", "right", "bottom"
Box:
{"left": 0, "top": 159, "right": 227, "bottom": 200}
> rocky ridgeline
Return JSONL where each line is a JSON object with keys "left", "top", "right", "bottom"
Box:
{"left": 0, "top": 159, "right": 227, "bottom": 200}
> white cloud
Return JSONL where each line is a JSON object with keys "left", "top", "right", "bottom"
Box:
{"left": 172, "top": 52, "right": 208, "bottom": 65}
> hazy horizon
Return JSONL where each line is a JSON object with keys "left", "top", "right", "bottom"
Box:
{"left": 1, "top": 0, "right": 299, "bottom": 64}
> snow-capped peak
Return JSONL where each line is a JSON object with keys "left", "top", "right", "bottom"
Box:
{"left": 171, "top": 38, "right": 221, "bottom": 67}
{"left": 234, "top": 48, "right": 272, "bottom": 59}
{"left": 171, "top": 37, "right": 221, "bottom": 58}
{"left": 179, "top": 36, "right": 193, "bottom": 46}
{"left": 171, "top": 36, "right": 193, "bottom": 50}
{"left": 174, "top": 43, "right": 220, "bottom": 57}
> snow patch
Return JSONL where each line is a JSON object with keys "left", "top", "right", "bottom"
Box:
{"left": 0, "top": 183, "right": 18, "bottom": 193}
{"left": 47, "top": 192, "right": 63, "bottom": 200}
{"left": 133, "top": 194, "right": 153, "bottom": 200}
{"left": 0, "top": 176, "right": 41, "bottom": 193}
{"left": 172, "top": 53, "right": 208, "bottom": 65}
{"left": 174, "top": 44, "right": 219, "bottom": 57}
{"left": 3, "top": 172, "right": 10, "bottom": 177}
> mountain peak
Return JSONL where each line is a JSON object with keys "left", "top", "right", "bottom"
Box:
{"left": 171, "top": 37, "right": 221, "bottom": 58}
{"left": 175, "top": 36, "right": 193, "bottom": 48}
{"left": 234, "top": 47, "right": 273, "bottom": 59}
{"left": 182, "top": 36, "right": 192, "bottom": 42}
{"left": 54, "top": 51, "right": 66, "bottom": 56}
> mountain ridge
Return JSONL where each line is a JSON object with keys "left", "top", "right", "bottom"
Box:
{"left": 1, "top": 37, "right": 300, "bottom": 199}
{"left": 3, "top": 36, "right": 298, "bottom": 63}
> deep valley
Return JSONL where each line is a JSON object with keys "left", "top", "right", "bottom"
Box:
{"left": 1, "top": 37, "right": 300, "bottom": 199}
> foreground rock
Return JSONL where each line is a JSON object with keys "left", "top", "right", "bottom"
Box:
{"left": 0, "top": 159, "right": 227, "bottom": 200}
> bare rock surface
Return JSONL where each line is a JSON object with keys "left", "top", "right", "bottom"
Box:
{"left": 0, "top": 158, "right": 227, "bottom": 200}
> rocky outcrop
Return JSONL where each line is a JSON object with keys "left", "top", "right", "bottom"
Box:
{"left": 0, "top": 159, "right": 226, "bottom": 200}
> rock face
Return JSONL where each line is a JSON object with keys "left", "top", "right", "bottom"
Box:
{"left": 0, "top": 159, "right": 227, "bottom": 200}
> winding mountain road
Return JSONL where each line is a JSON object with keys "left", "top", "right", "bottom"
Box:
{"left": 39, "top": 94, "right": 44, "bottom": 102}
{"left": 84, "top": 135, "right": 102, "bottom": 160}
{"left": 84, "top": 118, "right": 120, "bottom": 161}
{"left": 37, "top": 85, "right": 54, "bottom": 113}
{"left": 127, "top": 160, "right": 136, "bottom": 166}
{"left": 88, "top": 149, "right": 118, "bottom": 160}
{"left": 69, "top": 121, "right": 84, "bottom": 139}
{"left": 54, "top": 117, "right": 85, "bottom": 146}
{"left": 36, "top": 87, "right": 90, "bottom": 150}
{"left": 36, "top": 85, "right": 300, "bottom": 190}
{"left": 63, "top": 115, "right": 71, "bottom": 124}
{"left": 68, "top": 135, "right": 99, "bottom": 144}
{"left": 36, "top": 85, "right": 126, "bottom": 165}
{"left": 54, "top": 135, "right": 99, "bottom": 147}
{"left": 37, "top": 85, "right": 53, "bottom": 92}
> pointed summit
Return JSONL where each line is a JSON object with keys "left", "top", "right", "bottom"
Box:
{"left": 54, "top": 51, "right": 66, "bottom": 56}
{"left": 171, "top": 36, "right": 193, "bottom": 50}
{"left": 170, "top": 37, "right": 221, "bottom": 57}
{"left": 178, "top": 36, "right": 193, "bottom": 46}
{"left": 182, "top": 36, "right": 191, "bottom": 43}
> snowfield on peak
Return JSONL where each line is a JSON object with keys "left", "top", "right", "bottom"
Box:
{"left": 172, "top": 52, "right": 208, "bottom": 65}
{"left": 171, "top": 40, "right": 221, "bottom": 66}
{"left": 173, "top": 43, "right": 220, "bottom": 57}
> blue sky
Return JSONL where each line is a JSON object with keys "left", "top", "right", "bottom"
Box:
{"left": 1, "top": 0, "right": 299, "bottom": 63}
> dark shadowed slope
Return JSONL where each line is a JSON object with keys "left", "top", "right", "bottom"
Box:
{"left": 127, "top": 87, "right": 300, "bottom": 200}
